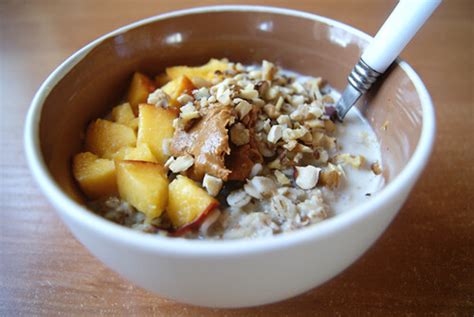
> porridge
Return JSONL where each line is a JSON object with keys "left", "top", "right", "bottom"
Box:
{"left": 72, "top": 59, "right": 384, "bottom": 239}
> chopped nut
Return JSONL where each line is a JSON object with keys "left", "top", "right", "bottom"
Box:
{"left": 164, "top": 156, "right": 175, "bottom": 168}
{"left": 207, "top": 95, "right": 217, "bottom": 103}
{"left": 249, "top": 70, "right": 262, "bottom": 79}
{"left": 262, "top": 60, "right": 277, "bottom": 81}
{"left": 282, "top": 127, "right": 308, "bottom": 142}
{"left": 265, "top": 86, "right": 279, "bottom": 100}
{"left": 234, "top": 99, "right": 252, "bottom": 119}
{"left": 216, "top": 84, "right": 231, "bottom": 106}
{"left": 371, "top": 162, "right": 383, "bottom": 175}
{"left": 333, "top": 153, "right": 366, "bottom": 169}
{"left": 199, "top": 98, "right": 208, "bottom": 108}
{"left": 239, "top": 84, "right": 259, "bottom": 100}
{"left": 255, "top": 119, "right": 266, "bottom": 132}
{"left": 274, "top": 170, "right": 290, "bottom": 185}
{"left": 275, "top": 96, "right": 284, "bottom": 112}
{"left": 289, "top": 105, "right": 307, "bottom": 122}
{"left": 293, "top": 152, "right": 303, "bottom": 164}
{"left": 267, "top": 125, "right": 283, "bottom": 144}
{"left": 252, "top": 98, "right": 265, "bottom": 107}
{"left": 168, "top": 155, "right": 194, "bottom": 173}
{"left": 230, "top": 123, "right": 250, "bottom": 145}
{"left": 295, "top": 166, "right": 321, "bottom": 190}
{"left": 147, "top": 89, "right": 169, "bottom": 107}
{"left": 299, "top": 131, "right": 313, "bottom": 144}
{"left": 267, "top": 158, "right": 281, "bottom": 170}
{"left": 314, "top": 148, "right": 329, "bottom": 164}
{"left": 257, "top": 138, "right": 276, "bottom": 157}
{"left": 276, "top": 114, "right": 292, "bottom": 127}
{"left": 263, "top": 103, "right": 279, "bottom": 119}
{"left": 180, "top": 111, "right": 200, "bottom": 126}
{"left": 283, "top": 140, "right": 298, "bottom": 151}
{"left": 226, "top": 189, "right": 251, "bottom": 208}
{"left": 313, "top": 132, "right": 337, "bottom": 150}
{"left": 203, "top": 174, "right": 223, "bottom": 196}
{"left": 249, "top": 163, "right": 263, "bottom": 177}
{"left": 244, "top": 176, "right": 276, "bottom": 198}
{"left": 382, "top": 120, "right": 389, "bottom": 131}
{"left": 177, "top": 94, "right": 193, "bottom": 105}
{"left": 162, "top": 138, "right": 171, "bottom": 156}
{"left": 319, "top": 163, "right": 343, "bottom": 188}
{"left": 180, "top": 102, "right": 196, "bottom": 113}
{"left": 255, "top": 80, "right": 270, "bottom": 96}
{"left": 294, "top": 143, "right": 313, "bottom": 153}
{"left": 234, "top": 62, "right": 245, "bottom": 72}
{"left": 324, "top": 119, "right": 336, "bottom": 133}
{"left": 324, "top": 136, "right": 337, "bottom": 150}
{"left": 291, "top": 82, "right": 306, "bottom": 94}
{"left": 305, "top": 77, "right": 323, "bottom": 100}
{"left": 305, "top": 119, "right": 325, "bottom": 129}
{"left": 308, "top": 103, "right": 324, "bottom": 118}
{"left": 290, "top": 95, "right": 305, "bottom": 107}
{"left": 172, "top": 117, "right": 181, "bottom": 130}
{"left": 262, "top": 119, "right": 272, "bottom": 133}
{"left": 193, "top": 87, "right": 210, "bottom": 100}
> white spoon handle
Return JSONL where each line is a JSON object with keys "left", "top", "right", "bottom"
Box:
{"left": 362, "top": 0, "right": 442, "bottom": 73}
{"left": 335, "top": 0, "right": 441, "bottom": 120}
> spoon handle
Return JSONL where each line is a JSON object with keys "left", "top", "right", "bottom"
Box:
{"left": 335, "top": 0, "right": 441, "bottom": 121}
{"left": 362, "top": 0, "right": 442, "bottom": 73}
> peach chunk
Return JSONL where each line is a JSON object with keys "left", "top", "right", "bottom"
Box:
{"left": 73, "top": 152, "right": 117, "bottom": 199}
{"left": 111, "top": 144, "right": 157, "bottom": 162}
{"left": 168, "top": 175, "right": 219, "bottom": 230}
{"left": 161, "top": 75, "right": 195, "bottom": 107}
{"left": 165, "top": 59, "right": 229, "bottom": 81}
{"left": 123, "top": 144, "right": 157, "bottom": 163}
{"left": 110, "top": 146, "right": 133, "bottom": 160}
{"left": 85, "top": 119, "right": 137, "bottom": 159}
{"left": 137, "top": 104, "right": 177, "bottom": 164}
{"left": 111, "top": 102, "right": 136, "bottom": 127}
{"left": 126, "top": 72, "right": 156, "bottom": 115}
{"left": 116, "top": 160, "right": 168, "bottom": 221}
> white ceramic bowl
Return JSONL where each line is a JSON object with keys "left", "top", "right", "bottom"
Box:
{"left": 25, "top": 6, "right": 435, "bottom": 308}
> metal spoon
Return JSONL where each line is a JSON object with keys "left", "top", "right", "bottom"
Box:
{"left": 335, "top": 0, "right": 441, "bottom": 121}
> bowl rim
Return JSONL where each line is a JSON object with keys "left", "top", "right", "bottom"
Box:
{"left": 24, "top": 5, "right": 436, "bottom": 257}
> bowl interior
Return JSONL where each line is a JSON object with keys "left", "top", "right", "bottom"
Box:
{"left": 38, "top": 9, "right": 423, "bottom": 204}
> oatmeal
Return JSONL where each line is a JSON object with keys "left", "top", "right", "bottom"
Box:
{"left": 72, "top": 59, "right": 384, "bottom": 239}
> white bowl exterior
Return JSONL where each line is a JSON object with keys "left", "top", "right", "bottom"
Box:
{"left": 24, "top": 6, "right": 435, "bottom": 308}
{"left": 55, "top": 181, "right": 414, "bottom": 307}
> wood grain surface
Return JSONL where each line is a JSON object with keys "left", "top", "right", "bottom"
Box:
{"left": 1, "top": 0, "right": 472, "bottom": 315}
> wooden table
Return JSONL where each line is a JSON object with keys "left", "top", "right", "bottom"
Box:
{"left": 1, "top": 0, "right": 472, "bottom": 315}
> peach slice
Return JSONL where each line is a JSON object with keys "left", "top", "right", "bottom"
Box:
{"left": 126, "top": 72, "right": 156, "bottom": 115}
{"left": 72, "top": 152, "right": 117, "bottom": 199}
{"left": 165, "top": 59, "right": 229, "bottom": 81}
{"left": 111, "top": 144, "right": 157, "bottom": 163}
{"left": 116, "top": 160, "right": 168, "bottom": 222}
{"left": 168, "top": 175, "right": 219, "bottom": 230}
{"left": 137, "top": 104, "right": 177, "bottom": 164}
{"left": 161, "top": 75, "right": 195, "bottom": 107}
{"left": 123, "top": 144, "right": 157, "bottom": 163}
{"left": 111, "top": 102, "right": 136, "bottom": 126}
{"left": 85, "top": 119, "right": 136, "bottom": 159}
